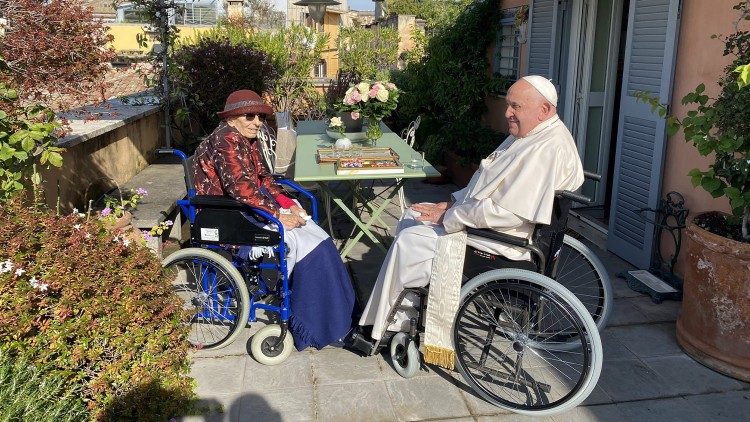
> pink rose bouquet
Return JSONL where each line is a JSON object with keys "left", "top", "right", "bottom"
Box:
{"left": 336, "top": 80, "right": 400, "bottom": 122}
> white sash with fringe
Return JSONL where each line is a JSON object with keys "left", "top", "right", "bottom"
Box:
{"left": 422, "top": 230, "right": 467, "bottom": 370}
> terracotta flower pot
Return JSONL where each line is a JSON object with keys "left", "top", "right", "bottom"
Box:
{"left": 676, "top": 212, "right": 750, "bottom": 381}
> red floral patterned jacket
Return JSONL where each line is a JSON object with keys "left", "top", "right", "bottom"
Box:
{"left": 192, "top": 122, "right": 295, "bottom": 217}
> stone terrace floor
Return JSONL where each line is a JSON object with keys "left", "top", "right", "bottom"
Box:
{"left": 180, "top": 179, "right": 750, "bottom": 422}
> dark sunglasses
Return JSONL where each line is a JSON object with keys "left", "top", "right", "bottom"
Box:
{"left": 244, "top": 113, "right": 267, "bottom": 121}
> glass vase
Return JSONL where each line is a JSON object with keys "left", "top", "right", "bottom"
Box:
{"left": 366, "top": 118, "right": 383, "bottom": 146}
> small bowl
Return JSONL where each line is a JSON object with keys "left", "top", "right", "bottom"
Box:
{"left": 326, "top": 128, "right": 368, "bottom": 141}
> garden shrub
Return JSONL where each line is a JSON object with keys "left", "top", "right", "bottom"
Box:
{"left": 390, "top": 0, "right": 507, "bottom": 165}
{"left": 0, "top": 196, "right": 194, "bottom": 421}
{"left": 169, "top": 37, "right": 278, "bottom": 146}
{"left": 0, "top": 352, "right": 87, "bottom": 422}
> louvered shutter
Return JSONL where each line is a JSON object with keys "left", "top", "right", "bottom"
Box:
{"left": 607, "top": 0, "right": 681, "bottom": 268}
{"left": 526, "top": 0, "right": 559, "bottom": 77}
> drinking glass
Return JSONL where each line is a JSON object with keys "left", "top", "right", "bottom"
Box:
{"left": 408, "top": 151, "right": 423, "bottom": 169}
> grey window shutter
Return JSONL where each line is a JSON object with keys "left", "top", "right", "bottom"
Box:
{"left": 526, "top": 0, "right": 559, "bottom": 78}
{"left": 607, "top": 0, "right": 681, "bottom": 268}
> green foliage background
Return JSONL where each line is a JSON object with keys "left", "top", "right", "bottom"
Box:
{"left": 338, "top": 26, "right": 400, "bottom": 80}
{"left": 390, "top": 0, "right": 507, "bottom": 165}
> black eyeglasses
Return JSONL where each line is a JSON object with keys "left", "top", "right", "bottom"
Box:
{"left": 244, "top": 113, "right": 267, "bottom": 122}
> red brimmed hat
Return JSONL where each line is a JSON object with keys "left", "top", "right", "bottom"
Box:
{"left": 217, "top": 89, "right": 274, "bottom": 120}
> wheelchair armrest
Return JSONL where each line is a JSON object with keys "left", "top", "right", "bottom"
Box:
{"left": 274, "top": 179, "right": 319, "bottom": 222}
{"left": 189, "top": 195, "right": 246, "bottom": 209}
{"left": 466, "top": 227, "right": 529, "bottom": 247}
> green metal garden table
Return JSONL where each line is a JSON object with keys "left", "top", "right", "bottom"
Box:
{"left": 294, "top": 120, "right": 440, "bottom": 259}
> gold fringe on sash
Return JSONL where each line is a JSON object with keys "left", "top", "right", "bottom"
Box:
{"left": 423, "top": 345, "right": 456, "bottom": 370}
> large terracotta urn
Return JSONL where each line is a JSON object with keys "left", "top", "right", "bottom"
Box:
{"left": 676, "top": 213, "right": 750, "bottom": 381}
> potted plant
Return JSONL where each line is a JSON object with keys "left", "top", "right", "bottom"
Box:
{"left": 637, "top": 3, "right": 750, "bottom": 380}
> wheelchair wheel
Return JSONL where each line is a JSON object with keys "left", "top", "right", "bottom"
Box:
{"left": 555, "top": 235, "right": 612, "bottom": 332}
{"left": 454, "top": 269, "right": 602, "bottom": 416}
{"left": 389, "top": 332, "right": 420, "bottom": 378}
{"left": 250, "top": 324, "right": 294, "bottom": 366}
{"left": 163, "top": 248, "right": 250, "bottom": 350}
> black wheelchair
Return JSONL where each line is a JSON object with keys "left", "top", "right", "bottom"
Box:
{"left": 158, "top": 148, "right": 320, "bottom": 365}
{"left": 350, "top": 176, "right": 610, "bottom": 416}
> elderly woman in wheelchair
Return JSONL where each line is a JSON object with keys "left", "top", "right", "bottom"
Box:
{"left": 162, "top": 89, "right": 355, "bottom": 364}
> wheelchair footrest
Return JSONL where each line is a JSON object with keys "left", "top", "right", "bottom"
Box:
{"left": 348, "top": 331, "right": 377, "bottom": 356}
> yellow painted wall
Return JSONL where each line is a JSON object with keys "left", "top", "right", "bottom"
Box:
{"left": 320, "top": 12, "right": 343, "bottom": 78}
{"left": 106, "top": 24, "right": 214, "bottom": 53}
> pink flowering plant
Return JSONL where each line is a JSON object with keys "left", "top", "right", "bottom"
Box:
{"left": 337, "top": 81, "right": 400, "bottom": 122}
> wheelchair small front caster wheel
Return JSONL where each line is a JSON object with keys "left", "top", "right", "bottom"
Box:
{"left": 389, "top": 332, "right": 420, "bottom": 378}
{"left": 251, "top": 325, "right": 294, "bottom": 365}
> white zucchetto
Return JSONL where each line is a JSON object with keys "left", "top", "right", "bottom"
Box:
{"left": 521, "top": 75, "right": 558, "bottom": 106}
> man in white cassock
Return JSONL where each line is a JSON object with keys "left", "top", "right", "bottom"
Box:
{"left": 357, "top": 75, "right": 585, "bottom": 341}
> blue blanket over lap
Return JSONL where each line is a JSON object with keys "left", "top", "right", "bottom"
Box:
{"left": 289, "top": 238, "right": 355, "bottom": 350}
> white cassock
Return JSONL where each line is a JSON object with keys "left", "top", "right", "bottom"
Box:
{"left": 359, "top": 115, "right": 585, "bottom": 340}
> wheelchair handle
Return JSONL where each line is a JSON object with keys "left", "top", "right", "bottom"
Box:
{"left": 156, "top": 148, "right": 194, "bottom": 195}
{"left": 583, "top": 171, "right": 601, "bottom": 182}
{"left": 558, "top": 190, "right": 594, "bottom": 204}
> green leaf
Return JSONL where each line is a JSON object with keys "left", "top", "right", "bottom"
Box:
{"left": 0, "top": 143, "right": 15, "bottom": 161}
{"left": 20, "top": 137, "right": 35, "bottom": 152}
{"left": 735, "top": 64, "right": 750, "bottom": 89}
{"left": 700, "top": 177, "right": 722, "bottom": 194}
{"left": 724, "top": 186, "right": 742, "bottom": 199}
{"left": 47, "top": 152, "right": 63, "bottom": 167}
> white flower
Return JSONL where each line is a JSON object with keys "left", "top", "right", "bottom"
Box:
{"left": 0, "top": 260, "right": 13, "bottom": 273}
{"left": 38, "top": 283, "right": 49, "bottom": 292}
{"left": 77, "top": 213, "right": 86, "bottom": 218}
{"left": 330, "top": 116, "right": 343, "bottom": 127}
{"left": 376, "top": 89, "right": 389, "bottom": 102}
{"left": 112, "top": 236, "right": 120, "bottom": 244}
{"left": 73, "top": 224, "right": 81, "bottom": 230}
{"left": 14, "top": 268, "right": 25, "bottom": 277}
{"left": 30, "top": 276, "right": 39, "bottom": 288}
{"left": 356, "top": 82, "right": 370, "bottom": 95}
{"left": 72, "top": 208, "right": 79, "bottom": 214}
{"left": 123, "top": 239, "right": 131, "bottom": 247}
{"left": 85, "top": 233, "right": 92, "bottom": 239}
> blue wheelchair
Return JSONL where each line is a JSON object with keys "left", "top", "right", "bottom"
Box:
{"left": 158, "top": 148, "right": 318, "bottom": 365}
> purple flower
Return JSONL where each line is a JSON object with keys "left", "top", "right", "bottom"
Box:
{"left": 135, "top": 188, "right": 148, "bottom": 196}
{"left": 142, "top": 230, "right": 153, "bottom": 241}
{"left": 100, "top": 207, "right": 112, "bottom": 217}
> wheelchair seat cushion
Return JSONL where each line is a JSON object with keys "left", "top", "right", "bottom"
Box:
{"left": 191, "top": 208, "right": 280, "bottom": 246}
{"left": 463, "top": 246, "right": 538, "bottom": 280}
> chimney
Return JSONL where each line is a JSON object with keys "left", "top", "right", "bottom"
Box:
{"left": 374, "top": 0, "right": 384, "bottom": 20}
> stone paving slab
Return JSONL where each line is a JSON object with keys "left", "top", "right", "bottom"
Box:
{"left": 183, "top": 180, "right": 750, "bottom": 421}
{"left": 686, "top": 390, "right": 750, "bottom": 421}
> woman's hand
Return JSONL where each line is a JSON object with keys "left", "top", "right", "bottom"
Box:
{"left": 279, "top": 212, "right": 306, "bottom": 230}
{"left": 290, "top": 205, "right": 308, "bottom": 218}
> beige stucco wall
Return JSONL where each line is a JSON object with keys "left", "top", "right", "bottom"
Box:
{"left": 42, "top": 112, "right": 163, "bottom": 211}
{"left": 663, "top": 0, "right": 746, "bottom": 274}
